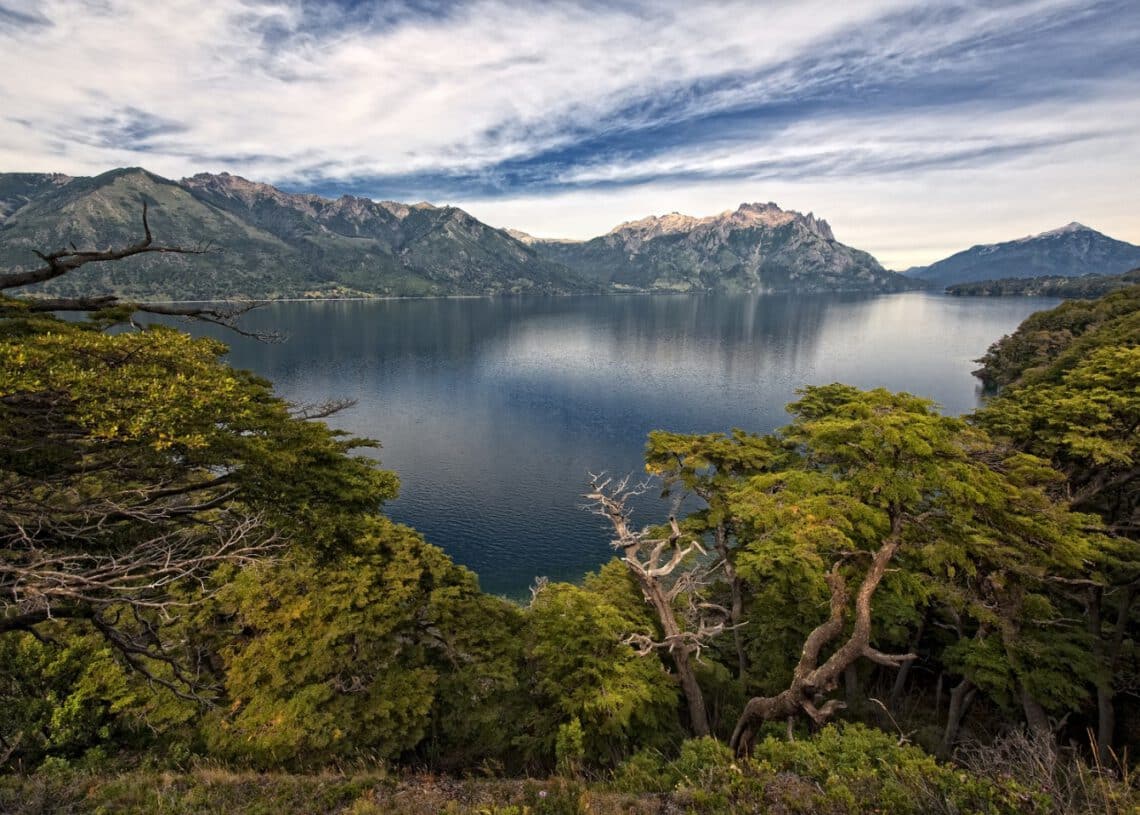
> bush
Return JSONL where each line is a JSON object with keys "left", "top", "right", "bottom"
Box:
{"left": 615, "top": 725, "right": 1049, "bottom": 814}
{"left": 611, "top": 736, "right": 736, "bottom": 794}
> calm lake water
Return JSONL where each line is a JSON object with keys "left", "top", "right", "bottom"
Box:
{"left": 177, "top": 292, "right": 1054, "bottom": 597}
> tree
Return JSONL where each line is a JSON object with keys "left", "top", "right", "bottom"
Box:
{"left": 718, "top": 385, "right": 1103, "bottom": 755}
{"left": 586, "top": 476, "right": 730, "bottom": 738}
{"left": 0, "top": 210, "right": 402, "bottom": 764}
{"left": 521, "top": 578, "right": 682, "bottom": 769}
{"left": 644, "top": 430, "right": 781, "bottom": 678}
{"left": 205, "top": 518, "right": 519, "bottom": 767}
{"left": 974, "top": 287, "right": 1140, "bottom": 755}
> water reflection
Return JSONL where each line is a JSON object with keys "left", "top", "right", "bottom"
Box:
{"left": 163, "top": 292, "right": 1052, "bottom": 597}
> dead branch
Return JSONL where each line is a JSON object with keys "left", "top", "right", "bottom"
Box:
{"left": 0, "top": 202, "right": 207, "bottom": 291}
{"left": 1, "top": 203, "right": 278, "bottom": 340}
{"left": 1, "top": 512, "right": 282, "bottom": 622}
{"left": 585, "top": 474, "right": 723, "bottom": 736}
{"left": 289, "top": 398, "right": 358, "bottom": 421}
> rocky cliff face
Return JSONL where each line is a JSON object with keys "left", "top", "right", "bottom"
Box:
{"left": 530, "top": 202, "right": 911, "bottom": 293}
{"left": 906, "top": 223, "right": 1140, "bottom": 288}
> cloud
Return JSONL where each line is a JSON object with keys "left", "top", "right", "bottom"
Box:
{"left": 0, "top": 2, "right": 51, "bottom": 31}
{"left": 0, "top": 0, "right": 1137, "bottom": 264}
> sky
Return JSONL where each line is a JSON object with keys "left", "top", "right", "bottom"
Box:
{"left": 0, "top": 0, "right": 1137, "bottom": 268}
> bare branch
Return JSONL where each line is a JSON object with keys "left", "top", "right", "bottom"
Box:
{"left": 731, "top": 518, "right": 910, "bottom": 755}
{"left": 289, "top": 398, "right": 358, "bottom": 420}
{"left": 584, "top": 474, "right": 724, "bottom": 736}
{"left": 0, "top": 202, "right": 208, "bottom": 291}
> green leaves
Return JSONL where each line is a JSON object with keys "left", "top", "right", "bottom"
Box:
{"left": 522, "top": 579, "right": 682, "bottom": 767}
{"left": 210, "top": 519, "right": 476, "bottom": 766}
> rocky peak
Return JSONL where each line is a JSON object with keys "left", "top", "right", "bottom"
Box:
{"left": 181, "top": 171, "right": 326, "bottom": 214}
{"left": 604, "top": 201, "right": 835, "bottom": 250}
{"left": 731, "top": 202, "right": 834, "bottom": 240}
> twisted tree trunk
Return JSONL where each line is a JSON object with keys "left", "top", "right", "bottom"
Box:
{"left": 730, "top": 516, "right": 915, "bottom": 755}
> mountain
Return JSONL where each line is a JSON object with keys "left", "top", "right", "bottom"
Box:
{"left": 0, "top": 168, "right": 588, "bottom": 300}
{"left": 523, "top": 202, "right": 916, "bottom": 293}
{"left": 905, "top": 223, "right": 1140, "bottom": 289}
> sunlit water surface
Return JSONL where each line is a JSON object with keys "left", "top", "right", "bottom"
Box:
{"left": 168, "top": 292, "right": 1054, "bottom": 597}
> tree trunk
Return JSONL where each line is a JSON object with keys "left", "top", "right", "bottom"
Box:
{"left": 714, "top": 524, "right": 749, "bottom": 679}
{"left": 1088, "top": 584, "right": 1135, "bottom": 756}
{"left": 730, "top": 518, "right": 916, "bottom": 755}
{"left": 674, "top": 649, "right": 710, "bottom": 737}
{"left": 889, "top": 616, "right": 925, "bottom": 712}
{"left": 587, "top": 481, "right": 716, "bottom": 739}
{"left": 1097, "top": 683, "right": 1115, "bottom": 757}
{"left": 844, "top": 663, "right": 862, "bottom": 714}
{"left": 941, "top": 678, "right": 976, "bottom": 757}
{"left": 1020, "top": 682, "right": 1050, "bottom": 734}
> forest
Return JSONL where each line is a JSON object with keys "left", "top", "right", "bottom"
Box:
{"left": 1, "top": 218, "right": 1138, "bottom": 814}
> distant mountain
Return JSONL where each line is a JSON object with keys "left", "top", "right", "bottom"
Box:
{"left": 526, "top": 203, "right": 915, "bottom": 293}
{"left": 0, "top": 168, "right": 589, "bottom": 300}
{"left": 946, "top": 267, "right": 1140, "bottom": 298}
{"left": 906, "top": 223, "right": 1140, "bottom": 289}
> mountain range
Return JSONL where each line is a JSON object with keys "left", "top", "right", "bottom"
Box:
{"left": 1, "top": 167, "right": 1137, "bottom": 301}
{"left": 0, "top": 168, "right": 913, "bottom": 300}
{"left": 0, "top": 169, "right": 581, "bottom": 300}
{"left": 903, "top": 223, "right": 1140, "bottom": 288}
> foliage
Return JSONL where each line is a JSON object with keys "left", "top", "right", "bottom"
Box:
{"left": 0, "top": 311, "right": 412, "bottom": 767}
{"left": 207, "top": 518, "right": 525, "bottom": 768}
{"left": 0, "top": 627, "right": 199, "bottom": 769}
{"left": 974, "top": 282, "right": 1140, "bottom": 755}
{"left": 973, "top": 282, "right": 1140, "bottom": 390}
{"left": 519, "top": 580, "right": 683, "bottom": 770}
{"left": 613, "top": 725, "right": 1052, "bottom": 814}
{"left": 978, "top": 344, "right": 1140, "bottom": 531}
{"left": 554, "top": 718, "right": 585, "bottom": 777}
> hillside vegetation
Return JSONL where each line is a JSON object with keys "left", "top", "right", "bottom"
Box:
{"left": 947, "top": 268, "right": 1140, "bottom": 297}
{"left": 0, "top": 169, "right": 587, "bottom": 299}
{"left": 1, "top": 228, "right": 1138, "bottom": 813}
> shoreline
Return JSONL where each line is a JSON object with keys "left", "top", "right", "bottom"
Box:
{"left": 92, "top": 288, "right": 926, "bottom": 306}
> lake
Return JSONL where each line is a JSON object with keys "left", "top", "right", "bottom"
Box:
{"left": 178, "top": 292, "right": 1055, "bottom": 597}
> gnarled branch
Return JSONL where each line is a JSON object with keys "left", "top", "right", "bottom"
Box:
{"left": 0, "top": 202, "right": 206, "bottom": 291}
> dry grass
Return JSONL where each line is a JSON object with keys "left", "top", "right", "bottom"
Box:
{"left": 957, "top": 727, "right": 1138, "bottom": 815}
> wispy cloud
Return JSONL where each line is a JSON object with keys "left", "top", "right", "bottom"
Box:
{"left": 0, "top": 0, "right": 1137, "bottom": 266}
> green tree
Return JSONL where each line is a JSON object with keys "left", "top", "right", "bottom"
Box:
{"left": 725, "top": 385, "right": 1103, "bottom": 754}
{"left": 644, "top": 430, "right": 781, "bottom": 678}
{"left": 974, "top": 286, "right": 1140, "bottom": 755}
